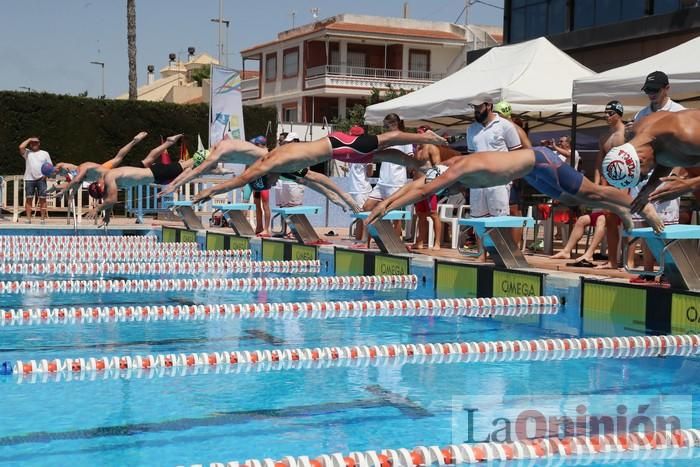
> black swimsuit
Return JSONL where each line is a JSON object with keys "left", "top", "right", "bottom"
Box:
{"left": 150, "top": 162, "right": 184, "bottom": 185}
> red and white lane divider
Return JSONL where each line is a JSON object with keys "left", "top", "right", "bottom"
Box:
{"left": 1, "top": 295, "right": 559, "bottom": 326}
{"left": 13, "top": 333, "right": 699, "bottom": 376}
{"left": 0, "top": 235, "right": 158, "bottom": 245}
{"left": 201, "top": 429, "right": 700, "bottom": 467}
{"left": 0, "top": 274, "right": 417, "bottom": 295}
{"left": 1, "top": 242, "right": 197, "bottom": 255}
{"left": 0, "top": 259, "right": 320, "bottom": 277}
{"left": 0, "top": 248, "right": 251, "bottom": 263}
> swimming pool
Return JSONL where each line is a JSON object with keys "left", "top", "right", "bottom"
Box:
{"left": 1, "top": 234, "right": 699, "bottom": 466}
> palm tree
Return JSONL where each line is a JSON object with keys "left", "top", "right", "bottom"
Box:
{"left": 127, "top": 0, "right": 137, "bottom": 100}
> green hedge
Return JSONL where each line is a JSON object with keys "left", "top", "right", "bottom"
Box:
{"left": 0, "top": 91, "right": 277, "bottom": 174}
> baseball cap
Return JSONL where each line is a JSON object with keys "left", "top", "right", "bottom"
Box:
{"left": 283, "top": 132, "right": 299, "bottom": 142}
{"left": 605, "top": 100, "right": 624, "bottom": 116}
{"left": 641, "top": 71, "right": 669, "bottom": 92}
{"left": 494, "top": 100, "right": 512, "bottom": 118}
{"left": 602, "top": 143, "right": 641, "bottom": 189}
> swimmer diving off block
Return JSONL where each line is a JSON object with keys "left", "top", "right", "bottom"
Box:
{"left": 191, "top": 129, "right": 447, "bottom": 204}
{"left": 365, "top": 146, "right": 664, "bottom": 233}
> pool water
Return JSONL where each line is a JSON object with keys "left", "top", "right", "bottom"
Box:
{"left": 1, "top": 257, "right": 699, "bottom": 466}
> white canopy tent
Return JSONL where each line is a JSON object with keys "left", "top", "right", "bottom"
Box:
{"left": 573, "top": 36, "right": 700, "bottom": 109}
{"left": 364, "top": 37, "right": 601, "bottom": 131}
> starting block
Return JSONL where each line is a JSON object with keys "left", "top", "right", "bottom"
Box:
{"left": 458, "top": 216, "right": 534, "bottom": 268}
{"left": 354, "top": 210, "right": 411, "bottom": 255}
{"left": 214, "top": 203, "right": 256, "bottom": 236}
{"left": 163, "top": 201, "right": 204, "bottom": 230}
{"left": 271, "top": 206, "right": 324, "bottom": 245}
{"left": 625, "top": 225, "right": 700, "bottom": 291}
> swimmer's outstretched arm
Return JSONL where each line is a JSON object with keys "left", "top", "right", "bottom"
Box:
{"left": 377, "top": 129, "right": 446, "bottom": 148}
{"left": 372, "top": 148, "right": 424, "bottom": 171}
{"left": 297, "top": 171, "right": 359, "bottom": 212}
{"left": 366, "top": 162, "right": 464, "bottom": 225}
{"left": 55, "top": 163, "right": 99, "bottom": 197}
{"left": 192, "top": 157, "right": 275, "bottom": 204}
{"left": 105, "top": 131, "right": 148, "bottom": 168}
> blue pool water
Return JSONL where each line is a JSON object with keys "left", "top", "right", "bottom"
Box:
{"left": 1, "top": 254, "right": 699, "bottom": 465}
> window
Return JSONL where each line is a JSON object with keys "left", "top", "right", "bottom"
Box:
{"left": 283, "top": 48, "right": 299, "bottom": 78}
{"left": 620, "top": 0, "right": 647, "bottom": 20}
{"left": 573, "top": 0, "right": 595, "bottom": 29}
{"left": 655, "top": 0, "right": 681, "bottom": 14}
{"left": 547, "top": 0, "right": 568, "bottom": 35}
{"left": 409, "top": 49, "right": 430, "bottom": 79}
{"left": 282, "top": 104, "right": 298, "bottom": 122}
{"left": 525, "top": 2, "right": 548, "bottom": 38}
{"left": 594, "top": 0, "right": 621, "bottom": 26}
{"left": 265, "top": 53, "right": 277, "bottom": 82}
{"left": 510, "top": 7, "right": 526, "bottom": 42}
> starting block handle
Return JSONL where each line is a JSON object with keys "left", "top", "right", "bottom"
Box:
{"left": 622, "top": 236, "right": 674, "bottom": 278}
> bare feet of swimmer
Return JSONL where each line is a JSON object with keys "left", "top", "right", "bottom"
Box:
{"left": 640, "top": 203, "right": 665, "bottom": 234}
{"left": 166, "top": 134, "right": 184, "bottom": 143}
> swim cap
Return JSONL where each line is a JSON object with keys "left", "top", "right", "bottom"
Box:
{"left": 249, "top": 136, "right": 267, "bottom": 146}
{"left": 87, "top": 182, "right": 104, "bottom": 199}
{"left": 41, "top": 162, "right": 55, "bottom": 177}
{"left": 192, "top": 149, "right": 210, "bottom": 168}
{"left": 605, "top": 100, "right": 624, "bottom": 116}
{"left": 424, "top": 164, "right": 448, "bottom": 183}
{"left": 602, "top": 143, "right": 641, "bottom": 188}
{"left": 494, "top": 100, "right": 512, "bottom": 119}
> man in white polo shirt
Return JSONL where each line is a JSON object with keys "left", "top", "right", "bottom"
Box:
{"left": 466, "top": 99, "right": 522, "bottom": 260}
{"left": 634, "top": 71, "right": 685, "bottom": 120}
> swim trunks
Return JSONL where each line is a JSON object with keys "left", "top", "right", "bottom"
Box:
{"left": 281, "top": 168, "right": 309, "bottom": 180}
{"left": 249, "top": 175, "right": 273, "bottom": 191}
{"left": 329, "top": 132, "right": 379, "bottom": 163}
{"left": 150, "top": 162, "right": 184, "bottom": 185}
{"left": 524, "top": 147, "right": 584, "bottom": 199}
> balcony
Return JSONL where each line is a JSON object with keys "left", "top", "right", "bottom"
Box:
{"left": 304, "top": 65, "right": 445, "bottom": 91}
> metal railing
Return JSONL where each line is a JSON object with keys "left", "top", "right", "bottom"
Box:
{"left": 305, "top": 64, "right": 445, "bottom": 81}
{"left": 0, "top": 174, "right": 236, "bottom": 225}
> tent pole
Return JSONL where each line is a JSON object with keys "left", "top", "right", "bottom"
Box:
{"left": 570, "top": 103, "right": 577, "bottom": 168}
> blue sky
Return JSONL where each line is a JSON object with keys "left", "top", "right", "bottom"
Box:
{"left": 0, "top": 0, "right": 503, "bottom": 98}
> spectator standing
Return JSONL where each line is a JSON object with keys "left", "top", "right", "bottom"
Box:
{"left": 18, "top": 136, "right": 52, "bottom": 224}
{"left": 360, "top": 114, "right": 411, "bottom": 242}
{"left": 346, "top": 126, "right": 374, "bottom": 244}
{"left": 466, "top": 99, "right": 522, "bottom": 260}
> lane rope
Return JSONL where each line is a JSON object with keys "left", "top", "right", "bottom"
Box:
{"left": 0, "top": 274, "right": 417, "bottom": 295}
{"left": 10, "top": 333, "right": 699, "bottom": 377}
{"left": 0, "top": 248, "right": 251, "bottom": 263}
{"left": 0, "top": 259, "right": 321, "bottom": 277}
{"left": 0, "top": 295, "right": 559, "bottom": 326}
{"left": 196, "top": 429, "right": 700, "bottom": 467}
{"left": 0, "top": 235, "right": 158, "bottom": 244}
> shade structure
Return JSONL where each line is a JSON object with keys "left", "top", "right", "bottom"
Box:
{"left": 365, "top": 37, "right": 600, "bottom": 131}
{"left": 573, "top": 36, "right": 700, "bottom": 109}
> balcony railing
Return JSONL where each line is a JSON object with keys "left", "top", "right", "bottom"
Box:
{"left": 305, "top": 64, "right": 445, "bottom": 81}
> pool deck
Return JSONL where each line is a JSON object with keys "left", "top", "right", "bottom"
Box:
{"left": 0, "top": 216, "right": 651, "bottom": 286}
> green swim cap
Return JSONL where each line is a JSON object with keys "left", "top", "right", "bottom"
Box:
{"left": 494, "top": 100, "right": 512, "bottom": 118}
{"left": 192, "top": 149, "right": 210, "bottom": 167}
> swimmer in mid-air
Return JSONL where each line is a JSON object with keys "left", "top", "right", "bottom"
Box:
{"left": 365, "top": 146, "right": 664, "bottom": 233}
{"left": 191, "top": 126, "right": 447, "bottom": 204}
{"left": 159, "top": 136, "right": 360, "bottom": 212}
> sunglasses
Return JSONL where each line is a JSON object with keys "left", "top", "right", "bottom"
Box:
{"left": 605, "top": 111, "right": 617, "bottom": 117}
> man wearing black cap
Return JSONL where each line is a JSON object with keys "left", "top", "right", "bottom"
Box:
{"left": 635, "top": 71, "right": 685, "bottom": 121}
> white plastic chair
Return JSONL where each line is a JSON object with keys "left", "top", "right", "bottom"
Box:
{"left": 438, "top": 203, "right": 470, "bottom": 249}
